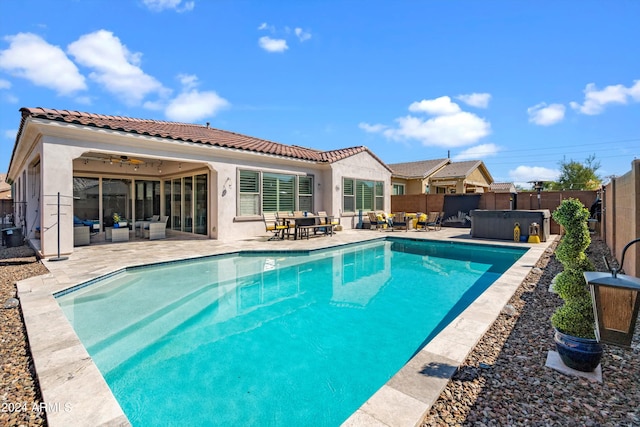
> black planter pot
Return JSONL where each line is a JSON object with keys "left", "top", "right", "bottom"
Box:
{"left": 554, "top": 329, "right": 603, "bottom": 372}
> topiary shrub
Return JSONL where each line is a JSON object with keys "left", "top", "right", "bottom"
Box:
{"left": 550, "top": 198, "right": 596, "bottom": 339}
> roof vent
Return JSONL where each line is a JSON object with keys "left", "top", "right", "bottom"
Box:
{"left": 206, "top": 122, "right": 210, "bottom": 128}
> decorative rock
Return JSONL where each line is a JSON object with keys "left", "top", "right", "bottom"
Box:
{"left": 3, "top": 297, "right": 19, "bottom": 309}
{"left": 501, "top": 304, "right": 517, "bottom": 316}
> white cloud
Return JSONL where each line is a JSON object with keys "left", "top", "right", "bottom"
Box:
{"left": 67, "top": 30, "right": 168, "bottom": 105}
{"left": 258, "top": 22, "right": 268, "bottom": 30}
{"left": 363, "top": 96, "right": 491, "bottom": 148}
{"left": 453, "top": 143, "right": 499, "bottom": 161}
{"left": 4, "top": 129, "right": 17, "bottom": 139}
{"left": 258, "top": 36, "right": 288, "bottom": 53}
{"left": 165, "top": 90, "right": 229, "bottom": 122}
{"left": 295, "top": 28, "right": 312, "bottom": 42}
{"left": 0, "top": 79, "right": 11, "bottom": 89}
{"left": 527, "top": 102, "right": 566, "bottom": 126}
{"left": 456, "top": 93, "right": 491, "bottom": 108}
{"left": 0, "top": 32, "right": 86, "bottom": 95}
{"left": 409, "top": 96, "right": 461, "bottom": 115}
{"left": 508, "top": 165, "right": 560, "bottom": 185}
{"left": 177, "top": 73, "right": 199, "bottom": 90}
{"left": 570, "top": 81, "right": 638, "bottom": 115}
{"left": 142, "top": 0, "right": 194, "bottom": 12}
{"left": 383, "top": 111, "right": 490, "bottom": 148}
{"left": 628, "top": 80, "right": 640, "bottom": 101}
{"left": 358, "top": 122, "right": 387, "bottom": 133}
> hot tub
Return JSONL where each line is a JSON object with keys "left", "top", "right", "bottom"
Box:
{"left": 470, "top": 210, "right": 551, "bottom": 242}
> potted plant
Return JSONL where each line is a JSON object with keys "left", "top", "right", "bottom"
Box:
{"left": 551, "top": 198, "right": 603, "bottom": 372}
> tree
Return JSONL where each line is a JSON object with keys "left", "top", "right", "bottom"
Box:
{"left": 548, "top": 154, "right": 601, "bottom": 190}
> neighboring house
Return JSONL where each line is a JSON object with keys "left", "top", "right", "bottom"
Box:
{"left": 0, "top": 173, "right": 12, "bottom": 224}
{"left": 389, "top": 159, "right": 493, "bottom": 194}
{"left": 0, "top": 173, "right": 11, "bottom": 199}
{"left": 388, "top": 158, "right": 450, "bottom": 195}
{"left": 6, "top": 108, "right": 392, "bottom": 257}
{"left": 490, "top": 182, "right": 517, "bottom": 193}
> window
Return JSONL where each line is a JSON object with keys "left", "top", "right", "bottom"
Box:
{"left": 237, "top": 169, "right": 313, "bottom": 215}
{"left": 263, "top": 173, "right": 295, "bottom": 212}
{"left": 342, "top": 178, "right": 384, "bottom": 213}
{"left": 239, "top": 170, "right": 260, "bottom": 216}
{"left": 298, "top": 176, "right": 313, "bottom": 212}
{"left": 343, "top": 178, "right": 354, "bottom": 213}
{"left": 392, "top": 184, "right": 405, "bottom": 195}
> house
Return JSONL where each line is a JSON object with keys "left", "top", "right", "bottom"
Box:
{"left": 490, "top": 182, "right": 517, "bottom": 193}
{"left": 6, "top": 108, "right": 392, "bottom": 257}
{"left": 0, "top": 173, "right": 12, "bottom": 225}
{"left": 389, "top": 159, "right": 494, "bottom": 194}
{"left": 0, "top": 173, "right": 10, "bottom": 199}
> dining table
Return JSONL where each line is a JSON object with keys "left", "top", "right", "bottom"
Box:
{"left": 279, "top": 214, "right": 319, "bottom": 240}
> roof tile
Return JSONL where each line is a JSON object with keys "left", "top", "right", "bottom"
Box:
{"left": 15, "top": 108, "right": 393, "bottom": 172}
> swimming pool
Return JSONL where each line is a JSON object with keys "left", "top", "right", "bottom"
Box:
{"left": 56, "top": 238, "right": 525, "bottom": 426}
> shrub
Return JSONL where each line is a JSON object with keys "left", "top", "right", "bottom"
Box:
{"left": 551, "top": 198, "right": 595, "bottom": 339}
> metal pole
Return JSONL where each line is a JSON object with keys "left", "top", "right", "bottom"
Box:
{"left": 50, "top": 192, "right": 68, "bottom": 261}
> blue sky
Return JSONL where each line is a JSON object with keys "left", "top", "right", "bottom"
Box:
{"left": 1, "top": 1, "right": 639, "bottom": 187}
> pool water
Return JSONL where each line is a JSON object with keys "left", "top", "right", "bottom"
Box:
{"left": 56, "top": 238, "right": 525, "bottom": 426}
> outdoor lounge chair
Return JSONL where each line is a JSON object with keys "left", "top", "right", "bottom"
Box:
{"left": 416, "top": 212, "right": 439, "bottom": 231}
{"left": 426, "top": 212, "right": 444, "bottom": 231}
{"left": 263, "top": 212, "right": 289, "bottom": 240}
{"left": 367, "top": 211, "right": 386, "bottom": 231}
{"left": 415, "top": 212, "right": 428, "bottom": 231}
{"left": 142, "top": 215, "right": 168, "bottom": 240}
{"left": 392, "top": 212, "right": 409, "bottom": 231}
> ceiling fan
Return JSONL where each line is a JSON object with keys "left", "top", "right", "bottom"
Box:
{"left": 110, "top": 155, "right": 145, "bottom": 165}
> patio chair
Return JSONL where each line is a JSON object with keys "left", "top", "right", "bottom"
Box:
{"left": 417, "top": 212, "right": 438, "bottom": 231}
{"left": 135, "top": 215, "right": 159, "bottom": 236}
{"left": 415, "top": 212, "right": 428, "bottom": 231}
{"left": 426, "top": 212, "right": 444, "bottom": 231}
{"left": 263, "top": 212, "right": 289, "bottom": 240}
{"left": 143, "top": 215, "right": 168, "bottom": 240}
{"left": 392, "top": 212, "right": 409, "bottom": 231}
{"left": 367, "top": 211, "right": 386, "bottom": 231}
{"left": 277, "top": 212, "right": 295, "bottom": 237}
{"left": 315, "top": 211, "right": 337, "bottom": 236}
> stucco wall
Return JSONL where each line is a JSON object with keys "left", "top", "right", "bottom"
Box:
{"left": 329, "top": 151, "right": 392, "bottom": 230}
{"left": 40, "top": 139, "right": 87, "bottom": 256}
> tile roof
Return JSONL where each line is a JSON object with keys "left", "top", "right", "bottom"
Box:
{"left": 387, "top": 158, "right": 450, "bottom": 178}
{"left": 431, "top": 160, "right": 484, "bottom": 179}
{"left": 490, "top": 182, "right": 517, "bottom": 193}
{"left": 16, "top": 108, "right": 391, "bottom": 170}
{"left": 0, "top": 174, "right": 10, "bottom": 192}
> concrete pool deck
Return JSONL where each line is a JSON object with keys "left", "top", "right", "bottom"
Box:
{"left": 16, "top": 228, "right": 554, "bottom": 426}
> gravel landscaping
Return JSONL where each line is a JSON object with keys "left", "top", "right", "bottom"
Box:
{"left": 421, "top": 236, "right": 640, "bottom": 427}
{"left": 1, "top": 236, "right": 638, "bottom": 426}
{"left": 1, "top": 245, "right": 48, "bottom": 427}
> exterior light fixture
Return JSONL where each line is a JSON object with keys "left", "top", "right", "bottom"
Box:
{"left": 584, "top": 238, "right": 640, "bottom": 348}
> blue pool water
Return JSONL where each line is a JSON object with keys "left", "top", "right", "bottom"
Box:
{"left": 56, "top": 238, "right": 525, "bottom": 426}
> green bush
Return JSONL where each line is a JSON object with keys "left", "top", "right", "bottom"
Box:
{"left": 551, "top": 198, "right": 596, "bottom": 339}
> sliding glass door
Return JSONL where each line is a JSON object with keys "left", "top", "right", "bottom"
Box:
{"left": 134, "top": 180, "right": 161, "bottom": 222}
{"left": 102, "top": 179, "right": 131, "bottom": 228}
{"left": 164, "top": 173, "right": 207, "bottom": 235}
